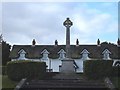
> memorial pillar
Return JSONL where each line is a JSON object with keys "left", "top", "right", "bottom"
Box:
{"left": 63, "top": 18, "right": 73, "bottom": 58}
{"left": 61, "top": 18, "right": 75, "bottom": 73}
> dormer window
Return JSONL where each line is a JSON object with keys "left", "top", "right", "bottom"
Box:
{"left": 58, "top": 49, "right": 66, "bottom": 59}
{"left": 41, "top": 49, "right": 49, "bottom": 60}
{"left": 112, "top": 60, "right": 120, "bottom": 66}
{"left": 102, "top": 49, "right": 111, "bottom": 60}
{"left": 81, "top": 49, "right": 90, "bottom": 60}
{"left": 18, "top": 49, "right": 27, "bottom": 60}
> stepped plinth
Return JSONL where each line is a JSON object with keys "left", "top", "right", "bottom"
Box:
{"left": 53, "top": 73, "right": 84, "bottom": 80}
{"left": 53, "top": 58, "right": 77, "bottom": 79}
{"left": 22, "top": 79, "right": 107, "bottom": 89}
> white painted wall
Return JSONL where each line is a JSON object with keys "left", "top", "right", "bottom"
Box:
{"left": 75, "top": 59, "right": 83, "bottom": 72}
{"left": 51, "top": 59, "right": 62, "bottom": 72}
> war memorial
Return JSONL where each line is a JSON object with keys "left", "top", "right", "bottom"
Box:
{"left": 2, "top": 18, "right": 120, "bottom": 90}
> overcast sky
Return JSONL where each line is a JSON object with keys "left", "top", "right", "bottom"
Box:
{"left": 2, "top": 2, "right": 118, "bottom": 45}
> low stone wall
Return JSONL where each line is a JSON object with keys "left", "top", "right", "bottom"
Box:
{"left": 104, "top": 77, "right": 115, "bottom": 90}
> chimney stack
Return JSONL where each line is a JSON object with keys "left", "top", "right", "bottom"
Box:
{"left": 117, "top": 38, "right": 120, "bottom": 47}
{"left": 76, "top": 39, "right": 79, "bottom": 46}
{"left": 32, "top": 39, "right": 36, "bottom": 47}
{"left": 97, "top": 38, "right": 100, "bottom": 46}
{"left": 55, "top": 40, "right": 58, "bottom": 46}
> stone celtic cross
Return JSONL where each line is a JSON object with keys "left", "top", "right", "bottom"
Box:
{"left": 63, "top": 18, "right": 73, "bottom": 58}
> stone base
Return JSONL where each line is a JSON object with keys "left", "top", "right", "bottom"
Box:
{"left": 60, "top": 58, "right": 75, "bottom": 73}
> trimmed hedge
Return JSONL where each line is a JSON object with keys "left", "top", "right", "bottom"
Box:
{"left": 112, "top": 66, "right": 120, "bottom": 77}
{"left": 7, "top": 60, "right": 46, "bottom": 81}
{"left": 83, "top": 60, "right": 113, "bottom": 79}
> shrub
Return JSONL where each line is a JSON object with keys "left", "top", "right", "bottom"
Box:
{"left": 7, "top": 60, "right": 46, "bottom": 81}
{"left": 83, "top": 60, "right": 113, "bottom": 79}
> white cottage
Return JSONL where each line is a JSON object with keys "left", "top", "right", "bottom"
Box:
{"left": 10, "top": 39, "right": 120, "bottom": 72}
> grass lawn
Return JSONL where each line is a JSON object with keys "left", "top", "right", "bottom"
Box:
{"left": 0, "top": 75, "right": 2, "bottom": 89}
{"left": 1, "top": 75, "right": 19, "bottom": 89}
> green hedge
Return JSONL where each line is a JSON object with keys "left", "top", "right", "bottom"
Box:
{"left": 112, "top": 66, "right": 120, "bottom": 77}
{"left": 7, "top": 60, "right": 46, "bottom": 81}
{"left": 83, "top": 60, "right": 113, "bottom": 79}
{"left": 2, "top": 66, "right": 7, "bottom": 75}
{"left": 0, "top": 66, "right": 7, "bottom": 75}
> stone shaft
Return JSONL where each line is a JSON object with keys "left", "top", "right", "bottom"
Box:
{"left": 66, "top": 27, "right": 71, "bottom": 58}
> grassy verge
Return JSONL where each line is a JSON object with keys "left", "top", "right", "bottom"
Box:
{"left": 0, "top": 75, "right": 2, "bottom": 89}
{"left": 2, "top": 75, "right": 19, "bottom": 89}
